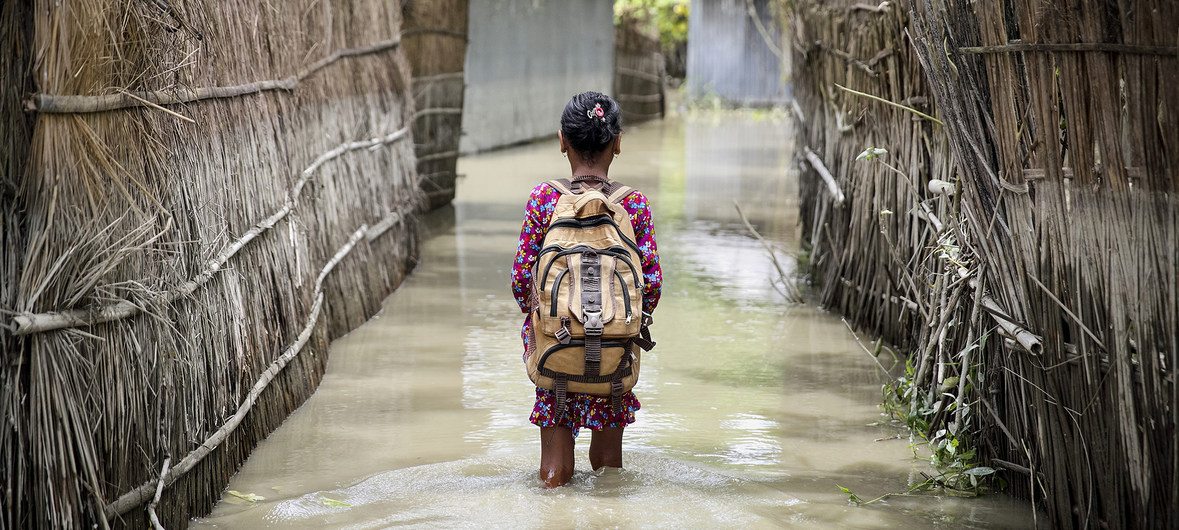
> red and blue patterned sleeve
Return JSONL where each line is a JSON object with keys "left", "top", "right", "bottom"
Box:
{"left": 511, "top": 183, "right": 561, "bottom": 313}
{"left": 621, "top": 191, "right": 662, "bottom": 314}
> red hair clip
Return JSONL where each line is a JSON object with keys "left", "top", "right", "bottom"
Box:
{"left": 588, "top": 103, "right": 605, "bottom": 119}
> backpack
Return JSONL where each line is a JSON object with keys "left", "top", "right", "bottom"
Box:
{"left": 525, "top": 176, "right": 656, "bottom": 421}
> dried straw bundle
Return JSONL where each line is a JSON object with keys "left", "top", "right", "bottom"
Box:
{"left": 2, "top": 1, "right": 421, "bottom": 528}
{"left": 792, "top": 0, "right": 1177, "bottom": 527}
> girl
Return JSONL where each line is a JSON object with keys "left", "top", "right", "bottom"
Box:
{"left": 510, "top": 92, "right": 662, "bottom": 488}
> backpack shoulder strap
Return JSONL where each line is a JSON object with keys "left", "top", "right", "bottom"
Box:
{"left": 606, "top": 183, "right": 636, "bottom": 205}
{"left": 547, "top": 179, "right": 574, "bottom": 195}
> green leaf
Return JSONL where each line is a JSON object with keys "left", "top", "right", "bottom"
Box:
{"left": 966, "top": 466, "right": 995, "bottom": 476}
{"left": 321, "top": 497, "right": 351, "bottom": 507}
{"left": 227, "top": 490, "right": 265, "bottom": 502}
{"left": 939, "top": 376, "right": 959, "bottom": 391}
{"left": 856, "top": 146, "right": 890, "bottom": 161}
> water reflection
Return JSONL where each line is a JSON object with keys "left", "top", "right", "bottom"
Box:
{"left": 194, "top": 114, "right": 1032, "bottom": 528}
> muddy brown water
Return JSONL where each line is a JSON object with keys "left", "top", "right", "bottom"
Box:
{"left": 194, "top": 113, "right": 1033, "bottom": 528}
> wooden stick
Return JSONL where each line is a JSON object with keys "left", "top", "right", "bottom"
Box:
{"left": 146, "top": 457, "right": 171, "bottom": 530}
{"left": 616, "top": 93, "right": 663, "bottom": 103}
{"left": 745, "top": 0, "right": 783, "bottom": 59}
{"left": 834, "top": 83, "right": 943, "bottom": 125}
{"left": 11, "top": 127, "right": 409, "bottom": 335}
{"left": 402, "top": 28, "right": 468, "bottom": 41}
{"left": 28, "top": 39, "right": 400, "bottom": 113}
{"left": 848, "top": 1, "right": 891, "bottom": 13}
{"left": 417, "top": 150, "right": 459, "bottom": 164}
{"left": 843, "top": 317, "right": 892, "bottom": 377}
{"left": 413, "top": 107, "right": 463, "bottom": 119}
{"left": 1027, "top": 274, "right": 1105, "bottom": 350}
{"left": 103, "top": 293, "right": 325, "bottom": 518}
{"left": 802, "top": 146, "right": 846, "bottom": 206}
{"left": 733, "top": 201, "right": 804, "bottom": 304}
{"left": 959, "top": 42, "right": 1178, "bottom": 56}
{"left": 616, "top": 67, "right": 663, "bottom": 83}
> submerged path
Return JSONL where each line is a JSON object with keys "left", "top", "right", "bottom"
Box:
{"left": 195, "top": 114, "right": 1031, "bottom": 528}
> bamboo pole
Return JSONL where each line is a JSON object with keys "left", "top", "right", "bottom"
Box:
{"left": 105, "top": 221, "right": 373, "bottom": 519}
{"left": 959, "top": 42, "right": 1178, "bottom": 56}
{"left": 957, "top": 268, "right": 1043, "bottom": 355}
{"left": 27, "top": 39, "right": 401, "bottom": 114}
{"left": 10, "top": 127, "right": 410, "bottom": 335}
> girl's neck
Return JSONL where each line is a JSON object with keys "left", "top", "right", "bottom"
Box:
{"left": 568, "top": 159, "right": 612, "bottom": 180}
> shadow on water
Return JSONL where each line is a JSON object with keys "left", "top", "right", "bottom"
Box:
{"left": 194, "top": 113, "right": 1033, "bottom": 529}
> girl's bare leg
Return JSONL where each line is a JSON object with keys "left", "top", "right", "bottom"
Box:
{"left": 539, "top": 426, "right": 575, "bottom": 487}
{"left": 589, "top": 426, "right": 624, "bottom": 470}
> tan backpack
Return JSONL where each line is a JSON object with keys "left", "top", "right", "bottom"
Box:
{"left": 525, "top": 177, "right": 656, "bottom": 420}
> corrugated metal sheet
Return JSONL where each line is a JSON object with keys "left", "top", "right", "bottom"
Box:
{"left": 687, "top": 0, "right": 788, "bottom": 105}
{"left": 461, "top": 0, "right": 615, "bottom": 154}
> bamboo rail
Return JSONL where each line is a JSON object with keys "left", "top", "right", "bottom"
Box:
{"left": 10, "top": 127, "right": 411, "bottom": 335}
{"left": 103, "top": 207, "right": 404, "bottom": 518}
{"left": 25, "top": 39, "right": 402, "bottom": 114}
{"left": 959, "top": 42, "right": 1178, "bottom": 56}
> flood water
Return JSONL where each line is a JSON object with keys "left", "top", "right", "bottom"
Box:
{"left": 195, "top": 113, "right": 1032, "bottom": 528}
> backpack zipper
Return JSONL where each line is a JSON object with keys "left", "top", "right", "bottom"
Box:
{"left": 539, "top": 245, "right": 641, "bottom": 291}
{"left": 549, "top": 268, "right": 569, "bottom": 316}
{"left": 548, "top": 214, "right": 642, "bottom": 257}
{"left": 614, "top": 270, "right": 633, "bottom": 323}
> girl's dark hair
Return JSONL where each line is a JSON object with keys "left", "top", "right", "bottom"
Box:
{"left": 560, "top": 91, "right": 622, "bottom": 160}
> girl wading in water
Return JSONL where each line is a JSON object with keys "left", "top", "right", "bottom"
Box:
{"left": 511, "top": 92, "right": 662, "bottom": 488}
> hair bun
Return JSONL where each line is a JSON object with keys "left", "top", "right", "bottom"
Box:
{"left": 560, "top": 92, "right": 623, "bottom": 158}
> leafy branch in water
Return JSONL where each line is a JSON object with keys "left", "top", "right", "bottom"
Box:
{"left": 836, "top": 146, "right": 1004, "bottom": 506}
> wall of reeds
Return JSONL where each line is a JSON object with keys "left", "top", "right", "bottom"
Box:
{"left": 614, "top": 14, "right": 666, "bottom": 124}
{"left": 403, "top": 0, "right": 468, "bottom": 210}
{"left": 1, "top": 1, "right": 421, "bottom": 528}
{"left": 791, "top": 1, "right": 1177, "bottom": 528}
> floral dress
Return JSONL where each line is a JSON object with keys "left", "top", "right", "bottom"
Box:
{"left": 511, "top": 181, "right": 662, "bottom": 435}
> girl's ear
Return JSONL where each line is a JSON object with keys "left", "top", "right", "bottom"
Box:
{"left": 558, "top": 130, "right": 568, "bottom": 154}
{"left": 613, "top": 134, "right": 622, "bottom": 155}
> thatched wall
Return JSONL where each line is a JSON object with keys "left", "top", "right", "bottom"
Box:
{"left": 403, "top": 0, "right": 468, "bottom": 210}
{"left": 793, "top": 0, "right": 1177, "bottom": 527}
{"left": 1, "top": 1, "right": 421, "bottom": 528}
{"left": 614, "top": 15, "right": 666, "bottom": 124}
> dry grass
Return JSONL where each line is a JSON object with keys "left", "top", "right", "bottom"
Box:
{"left": 792, "top": 0, "right": 1177, "bottom": 527}
{"left": 2, "top": 1, "right": 421, "bottom": 528}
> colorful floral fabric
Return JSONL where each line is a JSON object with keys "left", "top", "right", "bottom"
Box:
{"left": 529, "top": 388, "right": 641, "bottom": 436}
{"left": 511, "top": 180, "right": 662, "bottom": 432}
